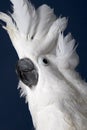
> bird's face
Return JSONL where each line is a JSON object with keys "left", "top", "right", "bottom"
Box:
{"left": 16, "top": 54, "right": 59, "bottom": 89}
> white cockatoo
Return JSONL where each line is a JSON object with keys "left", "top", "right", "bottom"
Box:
{"left": 0, "top": 0, "right": 87, "bottom": 130}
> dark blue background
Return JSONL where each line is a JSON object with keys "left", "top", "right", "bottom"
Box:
{"left": 0, "top": 0, "right": 87, "bottom": 130}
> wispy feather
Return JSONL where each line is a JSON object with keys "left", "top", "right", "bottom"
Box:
{"left": 56, "top": 33, "right": 79, "bottom": 69}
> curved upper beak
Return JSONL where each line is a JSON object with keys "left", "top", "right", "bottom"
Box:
{"left": 16, "top": 58, "right": 38, "bottom": 88}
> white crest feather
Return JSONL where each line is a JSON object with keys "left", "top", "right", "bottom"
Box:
{"left": 0, "top": 0, "right": 68, "bottom": 57}
{"left": 10, "top": 0, "right": 35, "bottom": 36}
{"left": 10, "top": 0, "right": 67, "bottom": 40}
{"left": 56, "top": 33, "right": 79, "bottom": 69}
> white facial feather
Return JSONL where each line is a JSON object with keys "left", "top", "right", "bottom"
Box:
{"left": 0, "top": 0, "right": 87, "bottom": 130}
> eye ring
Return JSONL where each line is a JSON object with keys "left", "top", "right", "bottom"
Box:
{"left": 42, "top": 57, "right": 49, "bottom": 66}
{"left": 38, "top": 56, "right": 49, "bottom": 66}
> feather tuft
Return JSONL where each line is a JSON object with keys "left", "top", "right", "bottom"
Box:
{"left": 56, "top": 33, "right": 79, "bottom": 69}
{"left": 10, "top": 0, "right": 35, "bottom": 36}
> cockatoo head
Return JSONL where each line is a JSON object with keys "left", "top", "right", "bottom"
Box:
{"left": 0, "top": 0, "right": 78, "bottom": 88}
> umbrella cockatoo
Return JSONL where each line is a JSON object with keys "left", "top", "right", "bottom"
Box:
{"left": 0, "top": 0, "right": 87, "bottom": 130}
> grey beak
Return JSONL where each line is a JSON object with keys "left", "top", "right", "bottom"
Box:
{"left": 16, "top": 58, "right": 38, "bottom": 88}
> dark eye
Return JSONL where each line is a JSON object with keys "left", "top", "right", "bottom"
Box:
{"left": 42, "top": 58, "right": 48, "bottom": 64}
{"left": 38, "top": 56, "right": 49, "bottom": 66}
{"left": 42, "top": 57, "right": 49, "bottom": 66}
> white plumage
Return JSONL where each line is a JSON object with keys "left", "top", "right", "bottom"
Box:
{"left": 0, "top": 0, "right": 87, "bottom": 130}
